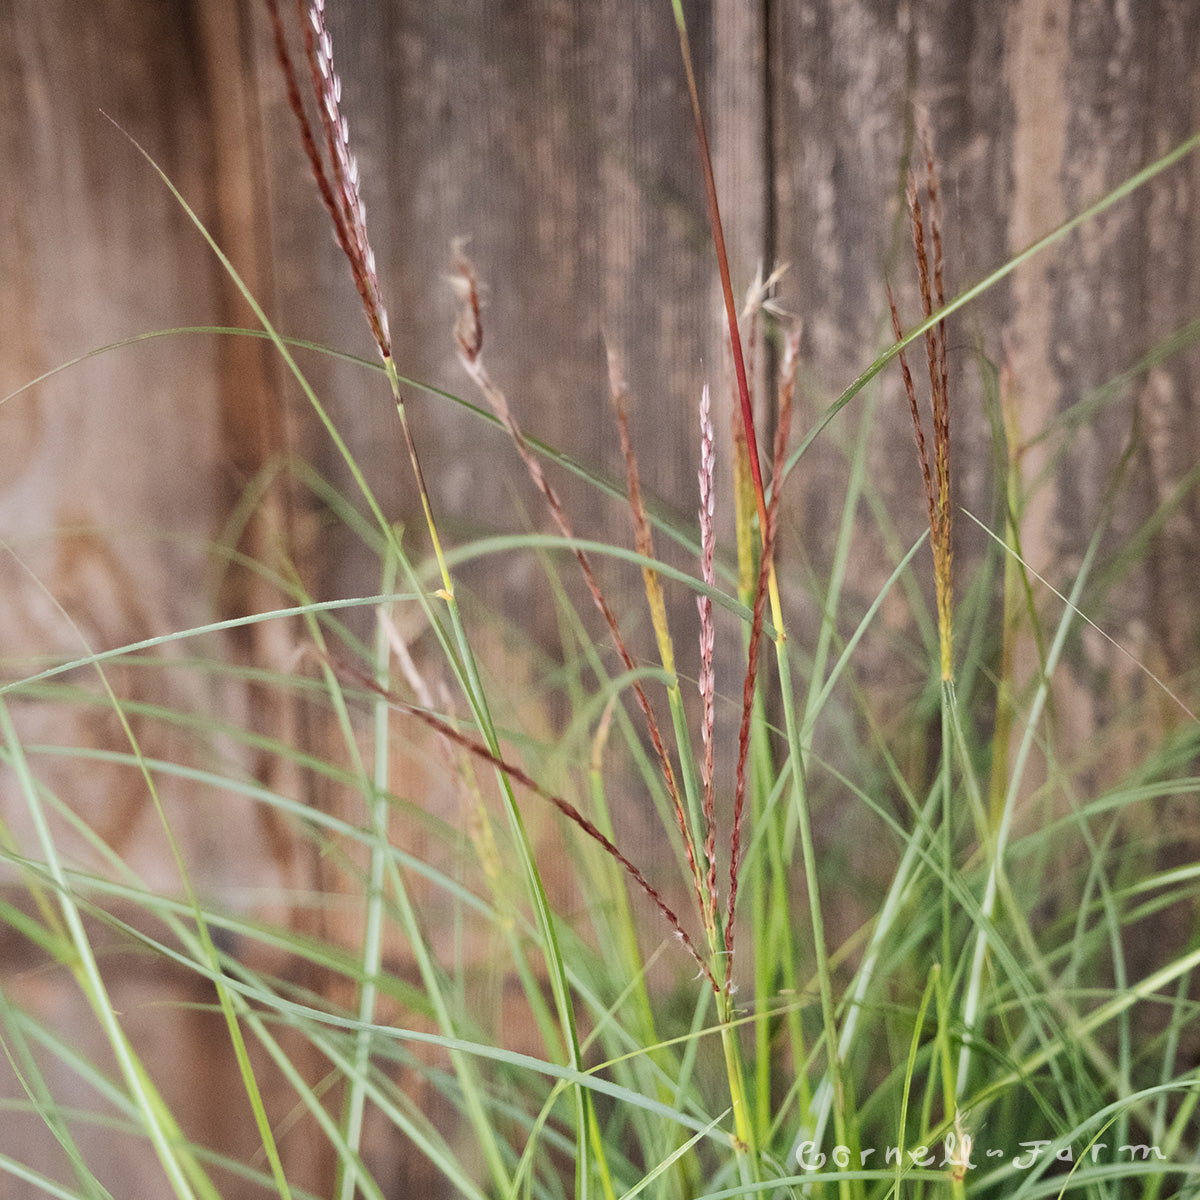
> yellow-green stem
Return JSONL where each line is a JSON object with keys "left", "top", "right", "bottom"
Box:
{"left": 717, "top": 990, "right": 759, "bottom": 1178}
{"left": 988, "top": 380, "right": 1023, "bottom": 826}
{"left": 936, "top": 570, "right": 954, "bottom": 682}
{"left": 387, "top": 357, "right": 455, "bottom": 601}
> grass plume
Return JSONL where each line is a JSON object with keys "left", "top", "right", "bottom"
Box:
{"left": 265, "top": 0, "right": 390, "bottom": 361}
{"left": 888, "top": 119, "right": 953, "bottom": 680}
{"left": 267, "top": 0, "right": 455, "bottom": 605}
{"left": 696, "top": 383, "right": 719, "bottom": 933}
{"left": 332, "top": 655, "right": 719, "bottom": 990}
{"left": 450, "top": 249, "right": 714, "bottom": 949}
{"left": 725, "top": 323, "right": 798, "bottom": 972}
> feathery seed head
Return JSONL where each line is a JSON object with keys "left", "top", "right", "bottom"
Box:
{"left": 267, "top": 0, "right": 391, "bottom": 361}
{"left": 891, "top": 120, "right": 953, "bottom": 680}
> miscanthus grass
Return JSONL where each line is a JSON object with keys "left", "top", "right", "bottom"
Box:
{"left": 2, "top": 3, "right": 1200, "bottom": 1198}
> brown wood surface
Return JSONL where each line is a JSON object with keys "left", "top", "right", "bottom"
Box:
{"left": 2, "top": 1, "right": 1198, "bottom": 1193}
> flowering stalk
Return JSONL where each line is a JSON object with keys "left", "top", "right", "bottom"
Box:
{"left": 889, "top": 123, "right": 953, "bottom": 680}
{"left": 301, "top": 0, "right": 390, "bottom": 358}
{"left": 696, "top": 384, "right": 719, "bottom": 934}
{"left": 264, "top": 6, "right": 538, "bottom": 1194}
{"left": 337, "top": 658, "right": 719, "bottom": 991}
{"left": 608, "top": 353, "right": 719, "bottom": 947}
{"left": 265, "top": 0, "right": 454, "bottom": 599}
{"left": 264, "top": 0, "right": 388, "bottom": 357}
{"left": 451, "top": 250, "right": 713, "bottom": 961}
{"left": 724, "top": 325, "right": 796, "bottom": 975}
{"left": 669, "top": 0, "right": 785, "bottom": 645}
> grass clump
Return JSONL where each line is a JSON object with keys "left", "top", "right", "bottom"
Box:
{"left": 0, "top": 3, "right": 1198, "bottom": 1199}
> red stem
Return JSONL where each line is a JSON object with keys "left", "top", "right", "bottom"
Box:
{"left": 673, "top": 17, "right": 770, "bottom": 540}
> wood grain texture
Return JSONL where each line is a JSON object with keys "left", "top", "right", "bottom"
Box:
{"left": 2, "top": 1, "right": 1198, "bottom": 1192}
